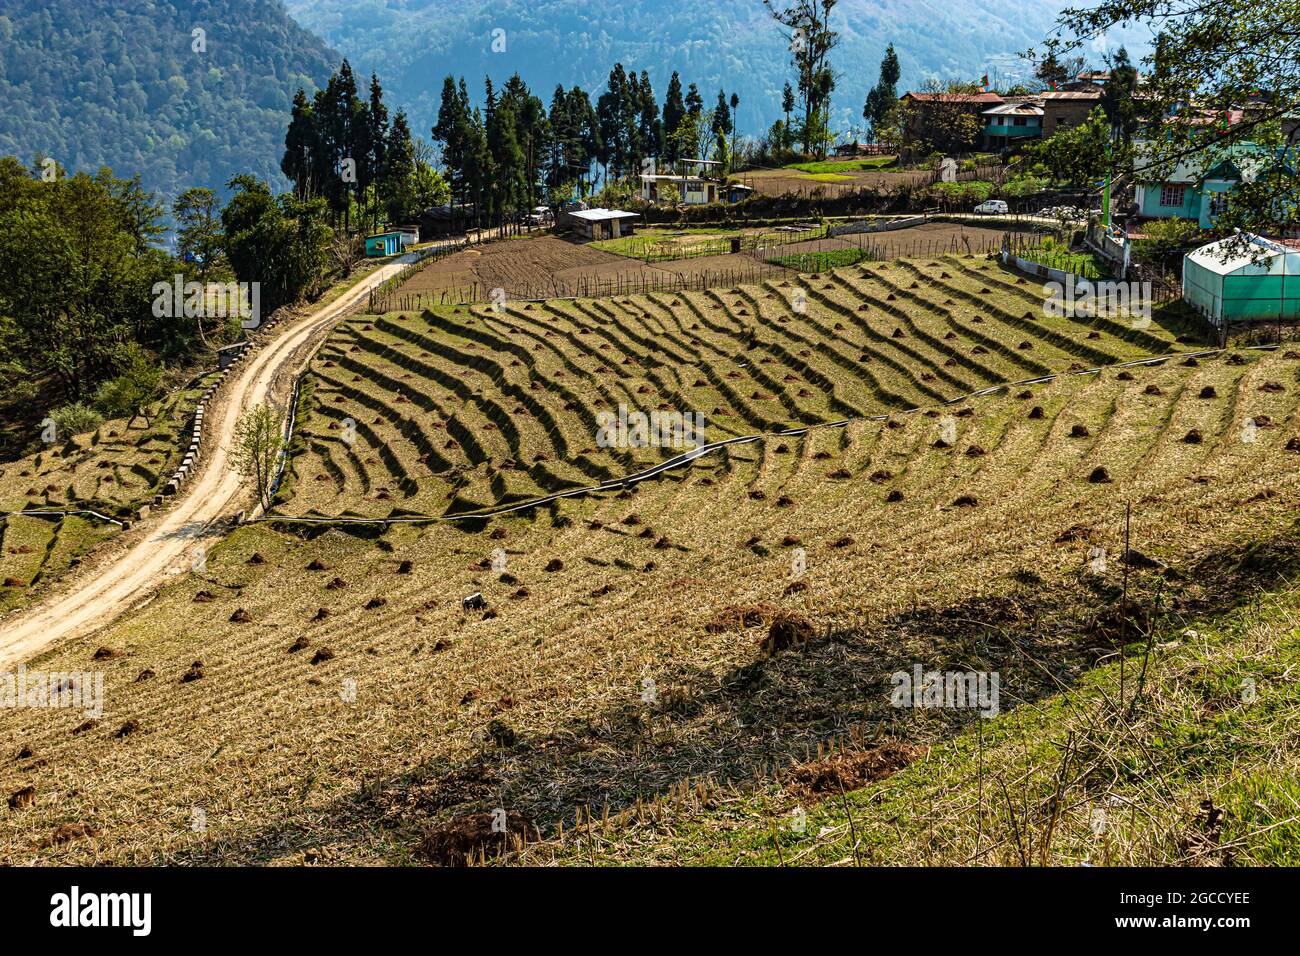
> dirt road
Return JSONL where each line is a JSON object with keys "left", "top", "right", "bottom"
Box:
{"left": 0, "top": 253, "right": 419, "bottom": 670}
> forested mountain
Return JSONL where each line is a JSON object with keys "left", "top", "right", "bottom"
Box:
{"left": 0, "top": 0, "right": 1148, "bottom": 202}
{"left": 0, "top": 0, "right": 338, "bottom": 201}
{"left": 286, "top": 0, "right": 1143, "bottom": 143}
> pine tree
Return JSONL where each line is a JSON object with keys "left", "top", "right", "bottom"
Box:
{"left": 711, "top": 89, "right": 731, "bottom": 139}
{"left": 729, "top": 92, "right": 740, "bottom": 160}
{"left": 637, "top": 71, "right": 662, "bottom": 169}
{"left": 782, "top": 82, "right": 795, "bottom": 152}
{"left": 662, "top": 72, "right": 686, "bottom": 165}
{"left": 596, "top": 64, "right": 633, "bottom": 180}
{"left": 366, "top": 73, "right": 390, "bottom": 232}
{"left": 864, "top": 44, "right": 901, "bottom": 137}
{"left": 432, "top": 75, "right": 470, "bottom": 224}
{"left": 572, "top": 87, "right": 601, "bottom": 193}
{"left": 383, "top": 110, "right": 417, "bottom": 224}
{"left": 504, "top": 74, "right": 549, "bottom": 212}
{"left": 281, "top": 89, "right": 320, "bottom": 200}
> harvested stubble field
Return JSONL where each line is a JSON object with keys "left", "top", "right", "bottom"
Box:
{"left": 0, "top": 379, "right": 212, "bottom": 614}
{"left": 286, "top": 254, "right": 1186, "bottom": 520}
{"left": 5, "top": 251, "right": 1300, "bottom": 866}
{"left": 2, "top": 341, "right": 1299, "bottom": 864}
{"left": 388, "top": 234, "right": 789, "bottom": 306}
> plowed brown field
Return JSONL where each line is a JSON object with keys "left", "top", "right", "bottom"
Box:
{"left": 393, "top": 235, "right": 789, "bottom": 303}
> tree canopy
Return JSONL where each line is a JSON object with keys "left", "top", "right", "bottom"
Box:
{"left": 1053, "top": 0, "right": 1300, "bottom": 234}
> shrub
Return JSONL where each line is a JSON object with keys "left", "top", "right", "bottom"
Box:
{"left": 931, "top": 180, "right": 993, "bottom": 203}
{"left": 92, "top": 350, "right": 164, "bottom": 426}
{"left": 1134, "top": 218, "right": 1202, "bottom": 263}
{"left": 1003, "top": 175, "right": 1049, "bottom": 198}
{"left": 50, "top": 402, "right": 104, "bottom": 437}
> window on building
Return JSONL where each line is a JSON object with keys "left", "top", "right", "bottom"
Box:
{"left": 1159, "top": 185, "right": 1186, "bottom": 207}
{"left": 1209, "top": 193, "right": 1228, "bottom": 217}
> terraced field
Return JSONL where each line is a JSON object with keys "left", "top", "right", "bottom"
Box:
{"left": 4, "top": 252, "right": 1300, "bottom": 865}
{"left": 285, "top": 255, "right": 1189, "bottom": 520}
{"left": 0, "top": 378, "right": 213, "bottom": 613}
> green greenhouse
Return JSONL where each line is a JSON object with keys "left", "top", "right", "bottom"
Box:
{"left": 1182, "top": 234, "right": 1300, "bottom": 324}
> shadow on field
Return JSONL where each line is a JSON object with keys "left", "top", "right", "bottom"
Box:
{"left": 166, "top": 522, "right": 1300, "bottom": 865}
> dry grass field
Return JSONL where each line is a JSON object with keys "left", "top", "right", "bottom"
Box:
{"left": 3, "top": 253, "right": 1299, "bottom": 866}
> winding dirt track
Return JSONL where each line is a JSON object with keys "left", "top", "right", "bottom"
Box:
{"left": 0, "top": 253, "right": 418, "bottom": 670}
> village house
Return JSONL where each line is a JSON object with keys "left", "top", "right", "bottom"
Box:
{"left": 639, "top": 158, "right": 724, "bottom": 205}
{"left": 725, "top": 182, "right": 757, "bottom": 203}
{"left": 417, "top": 203, "right": 476, "bottom": 238}
{"left": 832, "top": 142, "right": 890, "bottom": 158}
{"left": 898, "top": 91, "right": 1004, "bottom": 152}
{"left": 364, "top": 230, "right": 413, "bottom": 257}
{"left": 981, "top": 101, "right": 1043, "bottom": 150}
{"left": 1038, "top": 90, "right": 1103, "bottom": 134}
{"left": 566, "top": 208, "right": 640, "bottom": 241}
{"left": 1133, "top": 142, "right": 1292, "bottom": 229}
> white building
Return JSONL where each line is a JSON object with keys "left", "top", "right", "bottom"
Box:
{"left": 567, "top": 208, "right": 640, "bottom": 241}
{"left": 640, "top": 159, "right": 724, "bottom": 205}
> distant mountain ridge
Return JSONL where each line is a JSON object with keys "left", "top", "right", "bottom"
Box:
{"left": 0, "top": 0, "right": 1146, "bottom": 205}
{"left": 0, "top": 0, "right": 338, "bottom": 201}
{"left": 285, "top": 0, "right": 1135, "bottom": 144}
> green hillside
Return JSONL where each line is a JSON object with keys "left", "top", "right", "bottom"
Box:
{"left": 284, "top": 0, "right": 1143, "bottom": 141}
{"left": 0, "top": 0, "right": 337, "bottom": 201}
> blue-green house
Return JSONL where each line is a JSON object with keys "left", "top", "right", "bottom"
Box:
{"left": 981, "top": 102, "right": 1043, "bottom": 150}
{"left": 364, "top": 231, "right": 407, "bottom": 257}
{"left": 1134, "top": 142, "right": 1292, "bottom": 229}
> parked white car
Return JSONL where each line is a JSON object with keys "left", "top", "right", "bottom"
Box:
{"left": 974, "top": 199, "right": 1009, "bottom": 215}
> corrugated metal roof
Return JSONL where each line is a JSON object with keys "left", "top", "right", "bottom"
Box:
{"left": 1185, "top": 234, "right": 1294, "bottom": 275}
{"left": 569, "top": 208, "right": 640, "bottom": 222}
{"left": 983, "top": 103, "right": 1044, "bottom": 117}
{"left": 901, "top": 92, "right": 1003, "bottom": 104}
